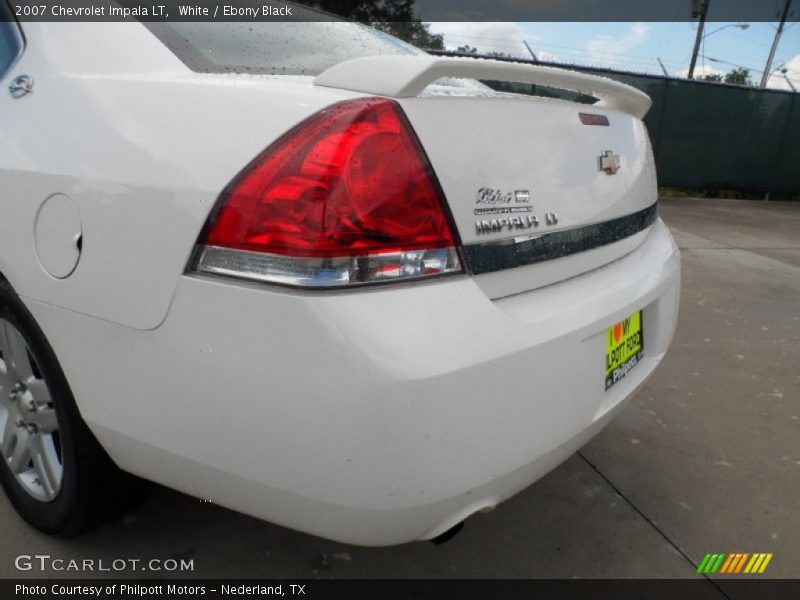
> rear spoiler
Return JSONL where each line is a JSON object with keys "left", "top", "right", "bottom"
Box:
{"left": 315, "top": 55, "right": 652, "bottom": 119}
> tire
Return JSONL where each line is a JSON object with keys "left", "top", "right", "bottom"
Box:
{"left": 0, "top": 278, "right": 141, "bottom": 536}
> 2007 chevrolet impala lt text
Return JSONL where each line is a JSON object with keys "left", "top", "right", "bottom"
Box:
{"left": 0, "top": 8, "right": 679, "bottom": 545}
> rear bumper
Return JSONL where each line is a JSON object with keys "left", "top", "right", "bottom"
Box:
{"left": 26, "top": 218, "right": 680, "bottom": 545}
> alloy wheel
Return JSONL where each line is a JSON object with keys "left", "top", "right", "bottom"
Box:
{"left": 0, "top": 318, "right": 63, "bottom": 502}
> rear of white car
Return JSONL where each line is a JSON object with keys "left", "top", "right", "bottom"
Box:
{"left": 0, "top": 17, "right": 679, "bottom": 545}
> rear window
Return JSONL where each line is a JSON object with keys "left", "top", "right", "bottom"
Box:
{"left": 0, "top": 3, "right": 24, "bottom": 80}
{"left": 147, "top": 7, "right": 423, "bottom": 76}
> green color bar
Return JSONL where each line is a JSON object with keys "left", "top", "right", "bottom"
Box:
{"left": 697, "top": 554, "right": 712, "bottom": 574}
{"left": 703, "top": 554, "right": 719, "bottom": 574}
{"left": 710, "top": 553, "right": 726, "bottom": 574}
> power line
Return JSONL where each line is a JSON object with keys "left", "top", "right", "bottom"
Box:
{"left": 441, "top": 26, "right": 799, "bottom": 83}
{"left": 726, "top": 29, "right": 772, "bottom": 47}
{"left": 782, "top": 19, "right": 799, "bottom": 31}
{"left": 439, "top": 47, "right": 800, "bottom": 87}
{"left": 701, "top": 55, "right": 765, "bottom": 74}
{"left": 648, "top": 20, "right": 681, "bottom": 71}
{"left": 642, "top": 0, "right": 687, "bottom": 71}
{"left": 443, "top": 33, "right": 687, "bottom": 68}
{"left": 443, "top": 34, "right": 613, "bottom": 55}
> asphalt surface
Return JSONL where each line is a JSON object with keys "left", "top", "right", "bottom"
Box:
{"left": 1, "top": 197, "right": 798, "bottom": 587}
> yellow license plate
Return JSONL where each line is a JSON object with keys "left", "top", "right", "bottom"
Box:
{"left": 605, "top": 311, "right": 643, "bottom": 390}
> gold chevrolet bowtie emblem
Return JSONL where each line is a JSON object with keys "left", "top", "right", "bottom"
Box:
{"left": 598, "top": 150, "right": 620, "bottom": 175}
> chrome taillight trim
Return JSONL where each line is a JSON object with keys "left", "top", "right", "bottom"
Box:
{"left": 193, "top": 245, "right": 463, "bottom": 289}
{"left": 463, "top": 203, "right": 658, "bottom": 275}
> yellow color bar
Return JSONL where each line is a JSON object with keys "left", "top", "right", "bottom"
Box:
{"left": 744, "top": 554, "right": 760, "bottom": 573}
{"left": 758, "top": 554, "right": 773, "bottom": 574}
{"left": 748, "top": 554, "right": 766, "bottom": 573}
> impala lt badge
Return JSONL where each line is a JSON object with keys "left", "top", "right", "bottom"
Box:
{"left": 599, "top": 150, "right": 620, "bottom": 175}
{"left": 473, "top": 187, "right": 561, "bottom": 233}
{"left": 474, "top": 187, "right": 532, "bottom": 216}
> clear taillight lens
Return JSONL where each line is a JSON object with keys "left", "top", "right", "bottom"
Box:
{"left": 192, "top": 97, "right": 462, "bottom": 288}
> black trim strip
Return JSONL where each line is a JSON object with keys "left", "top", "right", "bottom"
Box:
{"left": 464, "top": 203, "right": 658, "bottom": 275}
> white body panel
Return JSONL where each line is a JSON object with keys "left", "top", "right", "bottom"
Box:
{"left": 0, "top": 23, "right": 680, "bottom": 545}
{"left": 0, "top": 23, "right": 357, "bottom": 329}
{"left": 27, "top": 220, "right": 679, "bottom": 545}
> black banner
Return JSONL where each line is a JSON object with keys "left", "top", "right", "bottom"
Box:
{"left": 4, "top": 0, "right": 791, "bottom": 22}
{"left": 5, "top": 579, "right": 800, "bottom": 600}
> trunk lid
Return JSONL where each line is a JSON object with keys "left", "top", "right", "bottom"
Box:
{"left": 316, "top": 56, "right": 657, "bottom": 298}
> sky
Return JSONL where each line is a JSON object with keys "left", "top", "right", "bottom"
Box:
{"left": 429, "top": 22, "right": 800, "bottom": 90}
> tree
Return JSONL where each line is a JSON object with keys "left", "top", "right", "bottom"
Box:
{"left": 700, "top": 73, "right": 723, "bottom": 83}
{"left": 304, "top": 0, "right": 444, "bottom": 50}
{"left": 725, "top": 67, "right": 752, "bottom": 86}
{"left": 456, "top": 44, "right": 478, "bottom": 54}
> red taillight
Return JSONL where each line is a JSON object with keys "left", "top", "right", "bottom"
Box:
{"left": 194, "top": 98, "right": 461, "bottom": 288}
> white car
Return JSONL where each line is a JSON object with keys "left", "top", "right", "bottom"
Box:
{"left": 0, "top": 14, "right": 680, "bottom": 545}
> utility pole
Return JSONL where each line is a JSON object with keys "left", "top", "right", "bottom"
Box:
{"left": 523, "top": 40, "right": 538, "bottom": 62}
{"left": 688, "top": 0, "right": 710, "bottom": 79}
{"left": 781, "top": 68, "right": 797, "bottom": 91}
{"left": 759, "top": 0, "right": 793, "bottom": 88}
{"left": 657, "top": 57, "right": 670, "bottom": 77}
